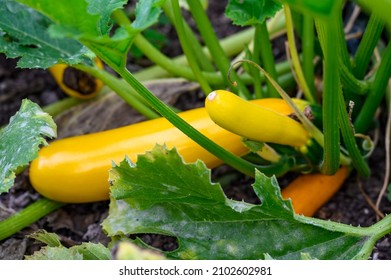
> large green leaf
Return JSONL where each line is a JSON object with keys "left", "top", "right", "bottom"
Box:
{"left": 102, "top": 145, "right": 391, "bottom": 260}
{"left": 14, "top": 0, "right": 166, "bottom": 71}
{"left": 14, "top": 0, "right": 128, "bottom": 69}
{"left": 226, "top": 0, "right": 282, "bottom": 26}
{"left": 0, "top": 0, "right": 88, "bottom": 68}
{"left": 16, "top": 0, "right": 125, "bottom": 38}
{"left": 0, "top": 99, "right": 56, "bottom": 193}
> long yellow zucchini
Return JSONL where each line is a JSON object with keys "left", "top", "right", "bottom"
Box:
{"left": 30, "top": 98, "right": 301, "bottom": 203}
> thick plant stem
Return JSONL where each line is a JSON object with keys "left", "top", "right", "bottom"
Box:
{"left": 135, "top": 12, "right": 286, "bottom": 81}
{"left": 43, "top": 97, "right": 88, "bottom": 117}
{"left": 354, "top": 43, "right": 391, "bottom": 133}
{"left": 295, "top": 213, "right": 391, "bottom": 259}
{"left": 355, "top": 0, "right": 391, "bottom": 27}
{"left": 185, "top": 0, "right": 251, "bottom": 99}
{"left": 353, "top": 15, "right": 385, "bottom": 79}
{"left": 346, "top": 14, "right": 385, "bottom": 117}
{"left": 258, "top": 22, "right": 279, "bottom": 98}
{"left": 315, "top": 17, "right": 341, "bottom": 175}
{"left": 252, "top": 24, "right": 265, "bottom": 98}
{"left": 340, "top": 61, "right": 370, "bottom": 95}
{"left": 0, "top": 198, "right": 64, "bottom": 241}
{"left": 337, "top": 93, "right": 370, "bottom": 178}
{"left": 162, "top": 3, "right": 215, "bottom": 72}
{"left": 284, "top": 5, "right": 315, "bottom": 103}
{"left": 302, "top": 14, "right": 316, "bottom": 97}
{"left": 170, "top": 0, "right": 212, "bottom": 94}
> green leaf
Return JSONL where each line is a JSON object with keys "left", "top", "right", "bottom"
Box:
{"left": 26, "top": 230, "right": 111, "bottom": 260}
{"left": 16, "top": 0, "right": 126, "bottom": 38}
{"left": 109, "top": 145, "right": 226, "bottom": 209}
{"left": 25, "top": 247, "right": 84, "bottom": 260}
{"left": 25, "top": 242, "right": 111, "bottom": 260}
{"left": 0, "top": 0, "right": 88, "bottom": 68}
{"left": 86, "top": 0, "right": 128, "bottom": 35}
{"left": 76, "top": 242, "right": 112, "bottom": 260}
{"left": 0, "top": 99, "right": 56, "bottom": 194}
{"left": 28, "top": 230, "right": 62, "bottom": 247}
{"left": 131, "top": 0, "right": 166, "bottom": 31}
{"left": 102, "top": 145, "right": 391, "bottom": 260}
{"left": 14, "top": 0, "right": 130, "bottom": 69}
{"left": 225, "top": 0, "right": 282, "bottom": 26}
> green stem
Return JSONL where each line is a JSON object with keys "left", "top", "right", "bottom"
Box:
{"left": 345, "top": 15, "right": 385, "bottom": 118}
{"left": 134, "top": 27, "right": 256, "bottom": 82}
{"left": 112, "top": 10, "right": 212, "bottom": 83}
{"left": 337, "top": 92, "right": 370, "bottom": 177}
{"left": 0, "top": 198, "right": 64, "bottom": 241}
{"left": 315, "top": 16, "right": 341, "bottom": 175}
{"left": 367, "top": 213, "right": 391, "bottom": 241}
{"left": 296, "top": 212, "right": 391, "bottom": 260}
{"left": 169, "top": 0, "right": 212, "bottom": 94}
{"left": 353, "top": 15, "right": 385, "bottom": 79}
{"left": 280, "top": 0, "right": 336, "bottom": 17}
{"left": 114, "top": 9, "right": 286, "bottom": 86}
{"left": 134, "top": 33, "right": 227, "bottom": 83}
{"left": 119, "top": 68, "right": 253, "bottom": 176}
{"left": 258, "top": 22, "right": 279, "bottom": 98}
{"left": 284, "top": 5, "right": 315, "bottom": 103}
{"left": 355, "top": 0, "right": 391, "bottom": 27}
{"left": 356, "top": 213, "right": 391, "bottom": 259}
{"left": 297, "top": 213, "right": 391, "bottom": 260}
{"left": 302, "top": 14, "right": 316, "bottom": 98}
{"left": 339, "top": 61, "right": 370, "bottom": 95}
{"left": 162, "top": 3, "right": 215, "bottom": 73}
{"left": 185, "top": 0, "right": 252, "bottom": 99}
{"left": 354, "top": 42, "right": 391, "bottom": 133}
{"left": 43, "top": 96, "right": 86, "bottom": 117}
{"left": 332, "top": 2, "right": 359, "bottom": 106}
{"left": 252, "top": 24, "right": 265, "bottom": 98}
{"left": 295, "top": 214, "right": 368, "bottom": 237}
{"left": 334, "top": 5, "right": 352, "bottom": 71}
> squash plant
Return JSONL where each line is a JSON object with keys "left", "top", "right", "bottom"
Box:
{"left": 0, "top": 0, "right": 391, "bottom": 259}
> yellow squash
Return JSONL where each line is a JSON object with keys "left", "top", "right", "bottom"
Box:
{"left": 205, "top": 90, "right": 310, "bottom": 147}
{"left": 282, "top": 166, "right": 349, "bottom": 216}
{"left": 49, "top": 59, "right": 104, "bottom": 99}
{"left": 29, "top": 97, "right": 304, "bottom": 203}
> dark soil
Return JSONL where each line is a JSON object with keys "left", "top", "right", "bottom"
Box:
{"left": 1, "top": 1, "right": 390, "bottom": 260}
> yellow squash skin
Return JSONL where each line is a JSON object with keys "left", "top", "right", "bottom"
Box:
{"left": 30, "top": 108, "right": 241, "bottom": 203}
{"left": 282, "top": 166, "right": 349, "bottom": 216}
{"left": 29, "top": 98, "right": 302, "bottom": 203}
{"left": 49, "top": 59, "right": 104, "bottom": 99}
{"left": 205, "top": 90, "right": 310, "bottom": 147}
